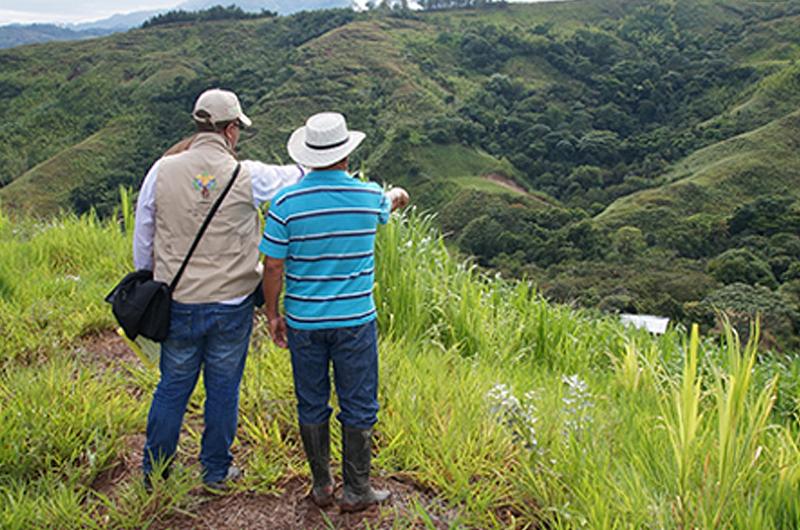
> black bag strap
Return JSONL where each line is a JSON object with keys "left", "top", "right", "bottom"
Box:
{"left": 169, "top": 163, "right": 242, "bottom": 293}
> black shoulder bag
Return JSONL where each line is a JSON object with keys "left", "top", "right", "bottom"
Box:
{"left": 106, "top": 163, "right": 242, "bottom": 342}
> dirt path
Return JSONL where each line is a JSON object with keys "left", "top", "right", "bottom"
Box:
{"left": 81, "top": 331, "right": 456, "bottom": 529}
{"left": 484, "top": 173, "right": 556, "bottom": 208}
{"left": 485, "top": 173, "right": 530, "bottom": 196}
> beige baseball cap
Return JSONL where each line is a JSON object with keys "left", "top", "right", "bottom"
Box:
{"left": 192, "top": 88, "right": 252, "bottom": 128}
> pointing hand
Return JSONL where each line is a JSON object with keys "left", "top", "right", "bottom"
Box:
{"left": 386, "top": 187, "right": 410, "bottom": 211}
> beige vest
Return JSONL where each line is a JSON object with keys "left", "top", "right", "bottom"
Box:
{"left": 153, "top": 133, "right": 262, "bottom": 304}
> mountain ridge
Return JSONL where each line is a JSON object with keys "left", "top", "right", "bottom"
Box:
{"left": 0, "top": 0, "right": 352, "bottom": 49}
{"left": 0, "top": 23, "right": 114, "bottom": 49}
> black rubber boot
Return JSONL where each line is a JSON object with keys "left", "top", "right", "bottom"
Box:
{"left": 299, "top": 422, "right": 334, "bottom": 507}
{"left": 339, "top": 426, "right": 391, "bottom": 513}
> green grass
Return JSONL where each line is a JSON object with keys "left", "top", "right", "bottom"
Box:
{"left": 373, "top": 143, "right": 546, "bottom": 211}
{"left": 0, "top": 204, "right": 130, "bottom": 364}
{"left": 1, "top": 191, "right": 799, "bottom": 527}
{"left": 730, "top": 13, "right": 800, "bottom": 65}
{"left": 0, "top": 357, "right": 144, "bottom": 529}
{"left": 700, "top": 61, "right": 800, "bottom": 134}
{"left": 454, "top": 175, "right": 525, "bottom": 195}
{"left": 598, "top": 109, "right": 800, "bottom": 228}
{"left": 412, "top": 144, "right": 516, "bottom": 182}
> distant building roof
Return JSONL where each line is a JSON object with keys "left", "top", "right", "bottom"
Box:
{"left": 620, "top": 314, "right": 670, "bottom": 335}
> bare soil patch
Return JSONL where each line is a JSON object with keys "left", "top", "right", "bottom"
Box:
{"left": 74, "top": 329, "right": 142, "bottom": 373}
{"left": 485, "top": 173, "right": 530, "bottom": 196}
{"left": 153, "top": 475, "right": 454, "bottom": 530}
{"left": 92, "top": 434, "right": 455, "bottom": 530}
{"left": 484, "top": 173, "right": 556, "bottom": 207}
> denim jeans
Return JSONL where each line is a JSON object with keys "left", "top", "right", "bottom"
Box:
{"left": 142, "top": 295, "right": 254, "bottom": 483}
{"left": 287, "top": 319, "right": 379, "bottom": 430}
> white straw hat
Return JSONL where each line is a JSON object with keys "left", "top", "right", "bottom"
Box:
{"left": 287, "top": 113, "right": 366, "bottom": 168}
{"left": 193, "top": 88, "right": 252, "bottom": 128}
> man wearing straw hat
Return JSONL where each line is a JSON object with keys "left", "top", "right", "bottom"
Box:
{"left": 134, "top": 88, "right": 306, "bottom": 490}
{"left": 260, "top": 112, "right": 409, "bottom": 512}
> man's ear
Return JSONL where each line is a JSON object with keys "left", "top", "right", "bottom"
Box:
{"left": 222, "top": 123, "right": 237, "bottom": 148}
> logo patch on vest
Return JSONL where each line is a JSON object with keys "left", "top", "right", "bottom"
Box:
{"left": 193, "top": 173, "right": 217, "bottom": 199}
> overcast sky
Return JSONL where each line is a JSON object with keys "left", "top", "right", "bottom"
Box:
{"left": 0, "top": 2, "right": 183, "bottom": 25}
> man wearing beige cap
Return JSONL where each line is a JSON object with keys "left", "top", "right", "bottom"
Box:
{"left": 261, "top": 112, "right": 409, "bottom": 511}
{"left": 133, "top": 88, "right": 306, "bottom": 490}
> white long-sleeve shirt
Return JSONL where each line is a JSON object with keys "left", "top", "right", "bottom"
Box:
{"left": 133, "top": 159, "right": 304, "bottom": 304}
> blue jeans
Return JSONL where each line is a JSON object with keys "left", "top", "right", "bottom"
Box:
{"left": 142, "top": 295, "right": 254, "bottom": 483}
{"left": 288, "top": 319, "right": 379, "bottom": 430}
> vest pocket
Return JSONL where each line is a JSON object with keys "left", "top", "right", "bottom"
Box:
{"left": 160, "top": 231, "right": 247, "bottom": 262}
{"left": 199, "top": 232, "right": 247, "bottom": 258}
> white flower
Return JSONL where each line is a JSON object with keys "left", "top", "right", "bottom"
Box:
{"left": 561, "top": 374, "right": 588, "bottom": 393}
{"left": 561, "top": 374, "right": 593, "bottom": 439}
{"left": 487, "top": 383, "right": 542, "bottom": 453}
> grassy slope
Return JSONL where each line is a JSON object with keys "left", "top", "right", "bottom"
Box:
{"left": 0, "top": 15, "right": 439, "bottom": 209}
{"left": 598, "top": 108, "right": 800, "bottom": 228}
{"left": 699, "top": 12, "right": 800, "bottom": 132}
{"left": 0, "top": 17, "right": 298, "bottom": 211}
{"left": 1, "top": 205, "right": 799, "bottom": 528}
{"left": 0, "top": 119, "right": 143, "bottom": 213}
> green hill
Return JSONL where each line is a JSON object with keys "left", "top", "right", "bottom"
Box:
{"left": 0, "top": 0, "right": 760, "bottom": 215}
{"left": 2, "top": 0, "right": 800, "bottom": 344}
{"left": 598, "top": 109, "right": 800, "bottom": 229}
{"left": 0, "top": 24, "right": 113, "bottom": 49}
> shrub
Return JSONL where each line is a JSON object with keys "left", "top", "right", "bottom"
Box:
{"left": 729, "top": 196, "right": 799, "bottom": 237}
{"left": 458, "top": 214, "right": 505, "bottom": 263}
{"left": 612, "top": 225, "right": 647, "bottom": 260}
{"left": 598, "top": 292, "right": 637, "bottom": 313}
{"left": 698, "top": 283, "right": 799, "bottom": 350}
{"left": 783, "top": 263, "right": 800, "bottom": 283}
{"left": 708, "top": 248, "right": 778, "bottom": 289}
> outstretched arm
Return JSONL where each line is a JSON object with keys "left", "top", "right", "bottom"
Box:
{"left": 245, "top": 160, "right": 306, "bottom": 207}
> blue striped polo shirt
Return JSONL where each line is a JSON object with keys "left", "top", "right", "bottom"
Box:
{"left": 259, "top": 170, "right": 391, "bottom": 330}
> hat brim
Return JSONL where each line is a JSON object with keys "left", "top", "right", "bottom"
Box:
{"left": 287, "top": 128, "right": 366, "bottom": 168}
{"left": 191, "top": 108, "right": 252, "bottom": 128}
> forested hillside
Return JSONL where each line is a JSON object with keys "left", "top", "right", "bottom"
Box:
{"left": 1, "top": 0, "right": 799, "bottom": 345}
